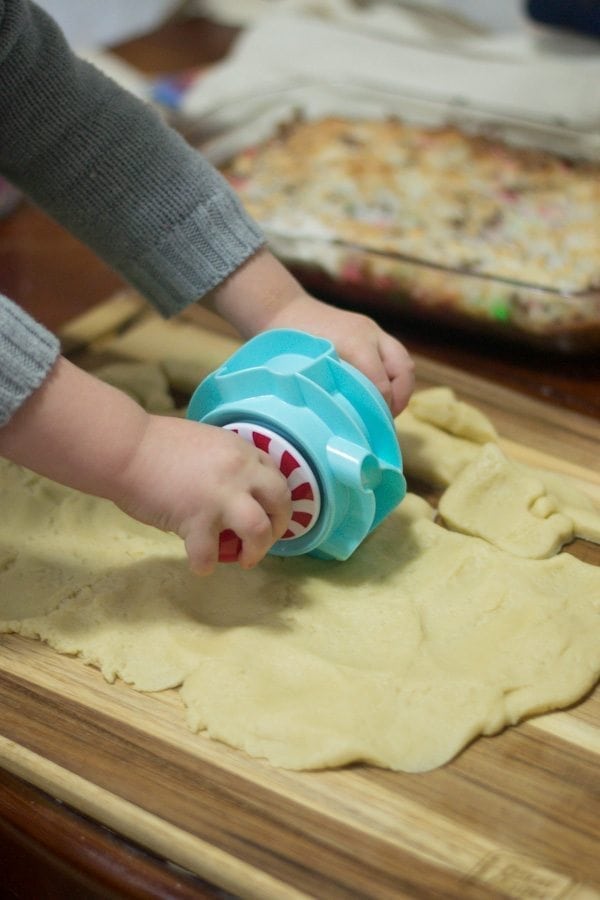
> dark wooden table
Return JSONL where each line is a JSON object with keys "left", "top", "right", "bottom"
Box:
{"left": 0, "top": 13, "right": 598, "bottom": 900}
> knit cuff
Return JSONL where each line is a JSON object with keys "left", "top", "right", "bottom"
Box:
{"left": 122, "top": 188, "right": 266, "bottom": 318}
{"left": 0, "top": 296, "right": 60, "bottom": 426}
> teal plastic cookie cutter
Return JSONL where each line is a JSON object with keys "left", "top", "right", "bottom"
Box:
{"left": 186, "top": 329, "right": 406, "bottom": 561}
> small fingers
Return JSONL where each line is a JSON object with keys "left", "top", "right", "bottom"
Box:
{"left": 184, "top": 503, "right": 274, "bottom": 574}
{"left": 237, "top": 461, "right": 292, "bottom": 567}
{"left": 184, "top": 455, "right": 291, "bottom": 574}
{"left": 377, "top": 332, "right": 415, "bottom": 416}
{"left": 184, "top": 523, "right": 220, "bottom": 576}
{"left": 233, "top": 496, "right": 278, "bottom": 569}
{"left": 224, "top": 490, "right": 288, "bottom": 569}
{"left": 346, "top": 330, "right": 414, "bottom": 417}
{"left": 253, "top": 455, "right": 292, "bottom": 542}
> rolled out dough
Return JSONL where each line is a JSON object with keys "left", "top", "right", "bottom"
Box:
{"left": 409, "top": 386, "right": 498, "bottom": 444}
{"left": 397, "top": 388, "right": 600, "bottom": 545}
{"left": 1, "top": 457, "right": 599, "bottom": 773}
{"left": 438, "top": 443, "right": 574, "bottom": 559}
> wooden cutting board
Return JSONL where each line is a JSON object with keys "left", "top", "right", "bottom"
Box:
{"left": 1, "top": 295, "right": 599, "bottom": 899}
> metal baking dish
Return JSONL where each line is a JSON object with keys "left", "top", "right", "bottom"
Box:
{"left": 189, "top": 83, "right": 600, "bottom": 354}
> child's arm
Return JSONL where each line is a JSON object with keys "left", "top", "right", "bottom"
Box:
{"left": 0, "top": 355, "right": 291, "bottom": 575}
{"left": 207, "top": 248, "right": 415, "bottom": 417}
{"left": 0, "top": 5, "right": 413, "bottom": 420}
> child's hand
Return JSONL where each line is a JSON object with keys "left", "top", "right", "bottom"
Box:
{"left": 0, "top": 357, "right": 291, "bottom": 576}
{"left": 260, "top": 295, "right": 414, "bottom": 417}
{"left": 208, "top": 249, "right": 415, "bottom": 417}
{"left": 116, "top": 416, "right": 291, "bottom": 575}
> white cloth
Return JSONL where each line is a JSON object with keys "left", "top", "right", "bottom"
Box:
{"left": 180, "top": 4, "right": 600, "bottom": 134}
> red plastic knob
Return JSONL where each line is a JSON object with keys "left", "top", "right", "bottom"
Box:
{"left": 218, "top": 529, "right": 242, "bottom": 562}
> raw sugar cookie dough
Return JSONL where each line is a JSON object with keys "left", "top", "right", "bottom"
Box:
{"left": 438, "top": 443, "right": 574, "bottom": 559}
{"left": 1, "top": 447, "right": 599, "bottom": 772}
{"left": 180, "top": 502, "right": 600, "bottom": 771}
{"left": 397, "top": 388, "right": 600, "bottom": 546}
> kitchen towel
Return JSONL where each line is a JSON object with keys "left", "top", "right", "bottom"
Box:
{"left": 175, "top": 2, "right": 600, "bottom": 135}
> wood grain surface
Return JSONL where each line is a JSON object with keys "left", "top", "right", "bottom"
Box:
{"left": 0, "top": 302, "right": 598, "bottom": 900}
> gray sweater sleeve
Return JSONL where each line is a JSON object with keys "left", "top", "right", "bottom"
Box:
{"left": 0, "top": 295, "right": 60, "bottom": 425}
{"left": 0, "top": 0, "right": 265, "bottom": 425}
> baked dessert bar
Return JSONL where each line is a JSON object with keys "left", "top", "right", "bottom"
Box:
{"left": 221, "top": 116, "right": 600, "bottom": 350}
